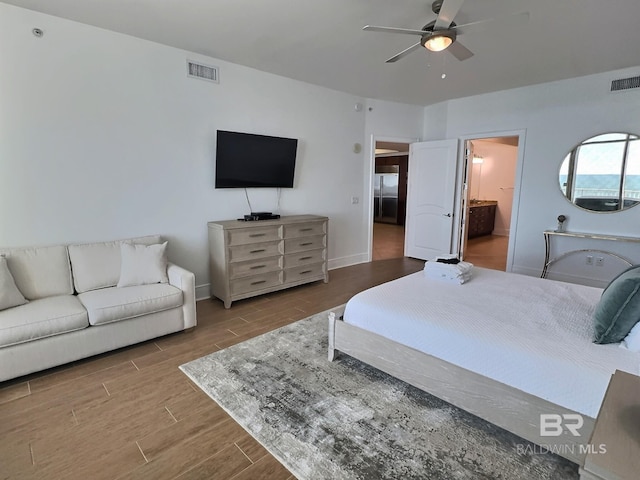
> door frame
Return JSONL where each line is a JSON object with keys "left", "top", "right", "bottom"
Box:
{"left": 455, "top": 129, "right": 527, "bottom": 272}
{"left": 367, "top": 134, "right": 419, "bottom": 262}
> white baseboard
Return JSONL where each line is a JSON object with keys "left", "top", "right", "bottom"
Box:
{"left": 196, "top": 284, "right": 210, "bottom": 301}
{"left": 328, "top": 253, "right": 369, "bottom": 270}
{"left": 509, "top": 265, "right": 608, "bottom": 288}
{"left": 509, "top": 265, "right": 540, "bottom": 277}
{"left": 195, "top": 253, "right": 369, "bottom": 302}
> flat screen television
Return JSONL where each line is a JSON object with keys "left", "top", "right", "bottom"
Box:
{"left": 215, "top": 130, "right": 298, "bottom": 188}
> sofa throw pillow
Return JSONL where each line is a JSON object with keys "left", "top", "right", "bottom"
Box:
{"left": 593, "top": 265, "right": 640, "bottom": 344}
{"left": 117, "top": 242, "right": 169, "bottom": 288}
{"left": 0, "top": 256, "right": 28, "bottom": 311}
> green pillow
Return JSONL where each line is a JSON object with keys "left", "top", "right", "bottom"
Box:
{"left": 593, "top": 265, "right": 640, "bottom": 344}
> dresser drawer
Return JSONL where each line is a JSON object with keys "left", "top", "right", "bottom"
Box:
{"left": 227, "top": 225, "right": 282, "bottom": 246}
{"left": 284, "top": 235, "right": 326, "bottom": 254}
{"left": 208, "top": 215, "right": 328, "bottom": 308}
{"left": 284, "top": 263, "right": 326, "bottom": 283}
{"left": 228, "top": 240, "right": 282, "bottom": 263}
{"left": 284, "top": 222, "right": 326, "bottom": 239}
{"left": 229, "top": 256, "right": 283, "bottom": 279}
{"left": 284, "top": 249, "right": 326, "bottom": 269}
{"left": 230, "top": 271, "right": 282, "bottom": 295}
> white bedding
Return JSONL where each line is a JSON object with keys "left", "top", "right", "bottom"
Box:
{"left": 343, "top": 267, "right": 640, "bottom": 418}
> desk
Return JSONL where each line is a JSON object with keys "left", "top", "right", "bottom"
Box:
{"left": 541, "top": 231, "right": 637, "bottom": 279}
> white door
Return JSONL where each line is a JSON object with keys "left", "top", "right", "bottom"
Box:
{"left": 405, "top": 139, "right": 459, "bottom": 260}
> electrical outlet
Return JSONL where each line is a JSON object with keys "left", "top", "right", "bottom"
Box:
{"left": 596, "top": 257, "right": 604, "bottom": 267}
{"left": 586, "top": 255, "right": 593, "bottom": 265}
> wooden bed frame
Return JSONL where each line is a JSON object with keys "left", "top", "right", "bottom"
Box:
{"left": 328, "top": 304, "right": 595, "bottom": 466}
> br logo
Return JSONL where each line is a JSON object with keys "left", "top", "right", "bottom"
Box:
{"left": 540, "top": 414, "right": 584, "bottom": 437}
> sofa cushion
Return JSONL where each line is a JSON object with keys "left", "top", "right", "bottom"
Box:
{"left": 78, "top": 284, "right": 183, "bottom": 326}
{"left": 0, "top": 245, "right": 73, "bottom": 300}
{"left": 0, "top": 256, "right": 28, "bottom": 311}
{"left": 0, "top": 295, "right": 89, "bottom": 348}
{"left": 117, "top": 242, "right": 169, "bottom": 287}
{"left": 68, "top": 235, "right": 162, "bottom": 293}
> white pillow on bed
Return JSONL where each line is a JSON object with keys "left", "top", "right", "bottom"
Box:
{"left": 620, "top": 322, "right": 640, "bottom": 352}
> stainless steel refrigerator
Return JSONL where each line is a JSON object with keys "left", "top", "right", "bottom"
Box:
{"left": 373, "top": 165, "right": 399, "bottom": 224}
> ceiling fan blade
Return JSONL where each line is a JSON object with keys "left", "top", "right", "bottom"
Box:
{"left": 434, "top": 0, "right": 465, "bottom": 30}
{"left": 448, "top": 41, "right": 474, "bottom": 61}
{"left": 363, "top": 25, "right": 426, "bottom": 36}
{"left": 385, "top": 42, "right": 422, "bottom": 63}
{"left": 453, "top": 11, "right": 529, "bottom": 36}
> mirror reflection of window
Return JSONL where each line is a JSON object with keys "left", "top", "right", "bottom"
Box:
{"left": 559, "top": 133, "right": 640, "bottom": 212}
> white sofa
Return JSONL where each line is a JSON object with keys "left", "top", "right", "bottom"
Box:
{"left": 0, "top": 235, "right": 196, "bottom": 382}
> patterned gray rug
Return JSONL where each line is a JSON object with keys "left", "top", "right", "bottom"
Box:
{"left": 180, "top": 308, "right": 578, "bottom": 480}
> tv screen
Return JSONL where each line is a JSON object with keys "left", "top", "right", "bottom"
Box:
{"left": 215, "top": 130, "right": 298, "bottom": 188}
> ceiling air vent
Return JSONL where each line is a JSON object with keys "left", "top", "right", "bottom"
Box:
{"left": 187, "top": 60, "right": 219, "bottom": 84}
{"left": 610, "top": 75, "right": 640, "bottom": 93}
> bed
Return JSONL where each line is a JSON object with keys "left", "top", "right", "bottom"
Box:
{"left": 327, "top": 267, "right": 640, "bottom": 466}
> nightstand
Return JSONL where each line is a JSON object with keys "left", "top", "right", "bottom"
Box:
{"left": 579, "top": 370, "right": 640, "bottom": 480}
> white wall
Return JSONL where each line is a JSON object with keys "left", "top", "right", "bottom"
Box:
{"left": 0, "top": 4, "right": 423, "bottom": 298}
{"left": 471, "top": 141, "right": 517, "bottom": 236}
{"left": 426, "top": 66, "right": 640, "bottom": 285}
{"left": 363, "top": 99, "right": 424, "bottom": 260}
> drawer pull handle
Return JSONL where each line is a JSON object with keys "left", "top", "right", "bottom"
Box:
{"left": 299, "top": 256, "right": 313, "bottom": 260}
{"left": 250, "top": 249, "right": 266, "bottom": 254}
{"left": 300, "top": 270, "right": 313, "bottom": 275}
{"left": 249, "top": 233, "right": 266, "bottom": 237}
{"left": 300, "top": 242, "right": 313, "bottom": 246}
{"left": 250, "top": 280, "right": 267, "bottom": 285}
{"left": 250, "top": 265, "right": 266, "bottom": 270}
{"left": 299, "top": 228, "right": 313, "bottom": 232}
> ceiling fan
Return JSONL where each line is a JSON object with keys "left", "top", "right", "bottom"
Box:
{"left": 363, "top": 0, "right": 528, "bottom": 63}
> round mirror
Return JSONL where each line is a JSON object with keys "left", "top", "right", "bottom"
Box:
{"left": 559, "top": 132, "right": 640, "bottom": 212}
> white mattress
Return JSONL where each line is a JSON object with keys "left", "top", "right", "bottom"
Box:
{"left": 343, "top": 267, "right": 640, "bottom": 418}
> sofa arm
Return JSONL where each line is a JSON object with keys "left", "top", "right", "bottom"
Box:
{"left": 167, "top": 262, "right": 197, "bottom": 329}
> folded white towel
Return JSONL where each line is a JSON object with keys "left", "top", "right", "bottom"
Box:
{"left": 424, "top": 268, "right": 472, "bottom": 284}
{"left": 424, "top": 258, "right": 474, "bottom": 284}
{"left": 424, "top": 259, "right": 474, "bottom": 276}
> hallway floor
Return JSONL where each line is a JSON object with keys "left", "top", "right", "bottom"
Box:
{"left": 373, "top": 223, "right": 508, "bottom": 271}
{"left": 372, "top": 223, "right": 405, "bottom": 260}
{"left": 463, "top": 235, "right": 509, "bottom": 271}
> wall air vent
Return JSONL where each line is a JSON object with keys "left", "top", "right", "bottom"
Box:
{"left": 187, "top": 60, "right": 219, "bottom": 83}
{"left": 610, "top": 75, "right": 640, "bottom": 92}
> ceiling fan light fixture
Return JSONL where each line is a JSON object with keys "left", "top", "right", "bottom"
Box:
{"left": 423, "top": 32, "right": 454, "bottom": 52}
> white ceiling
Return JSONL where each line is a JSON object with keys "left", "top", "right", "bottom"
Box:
{"left": 5, "top": 0, "right": 640, "bottom": 106}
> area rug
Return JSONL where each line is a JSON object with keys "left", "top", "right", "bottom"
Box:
{"left": 179, "top": 308, "right": 578, "bottom": 480}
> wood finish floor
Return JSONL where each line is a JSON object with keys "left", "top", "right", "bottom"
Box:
{"left": 464, "top": 235, "right": 509, "bottom": 271}
{"left": 372, "top": 222, "right": 509, "bottom": 271}
{"left": 0, "top": 257, "right": 424, "bottom": 480}
{"left": 372, "top": 222, "right": 405, "bottom": 260}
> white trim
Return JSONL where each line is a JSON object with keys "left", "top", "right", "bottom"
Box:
{"left": 329, "top": 253, "right": 368, "bottom": 270}
{"left": 195, "top": 284, "right": 210, "bottom": 301}
{"left": 367, "top": 134, "right": 420, "bottom": 262}
{"left": 197, "top": 253, "right": 368, "bottom": 302}
{"left": 456, "top": 129, "right": 527, "bottom": 272}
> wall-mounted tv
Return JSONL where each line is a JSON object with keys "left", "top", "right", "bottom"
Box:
{"left": 215, "top": 130, "right": 298, "bottom": 188}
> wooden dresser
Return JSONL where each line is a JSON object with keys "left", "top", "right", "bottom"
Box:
{"left": 207, "top": 215, "right": 328, "bottom": 308}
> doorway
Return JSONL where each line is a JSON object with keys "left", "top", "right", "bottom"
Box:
{"left": 372, "top": 140, "right": 410, "bottom": 260}
{"left": 460, "top": 136, "right": 519, "bottom": 270}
